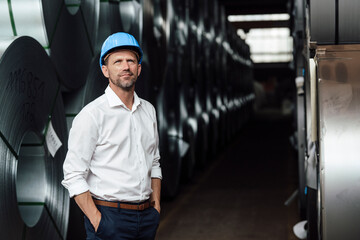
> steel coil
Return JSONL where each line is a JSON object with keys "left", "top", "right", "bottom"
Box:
{"left": 0, "top": 36, "right": 68, "bottom": 240}
{"left": 154, "top": 0, "right": 186, "bottom": 195}
{"left": 189, "top": 0, "right": 210, "bottom": 165}
{"left": 135, "top": 0, "right": 157, "bottom": 102}
{"left": 51, "top": 0, "right": 99, "bottom": 90}
{"left": 119, "top": 0, "right": 142, "bottom": 44}
{"left": 117, "top": 0, "right": 154, "bottom": 102}
{"left": 156, "top": 85, "right": 182, "bottom": 198}
{"left": 164, "top": 0, "right": 177, "bottom": 51}
{"left": 0, "top": 0, "right": 14, "bottom": 37}
{"left": 63, "top": 53, "right": 108, "bottom": 132}
{"left": 143, "top": 0, "right": 167, "bottom": 88}
{"left": 9, "top": 0, "right": 63, "bottom": 47}
{"left": 95, "top": 0, "right": 123, "bottom": 52}
{"left": 339, "top": 0, "right": 360, "bottom": 43}
{"left": 170, "top": 0, "right": 197, "bottom": 180}
{"left": 309, "top": 0, "right": 335, "bottom": 44}
{"left": 63, "top": 53, "right": 108, "bottom": 240}
{"left": 0, "top": 0, "right": 99, "bottom": 90}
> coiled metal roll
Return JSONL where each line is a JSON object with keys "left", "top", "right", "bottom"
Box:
{"left": 0, "top": 36, "right": 68, "bottom": 240}
{"left": 96, "top": 0, "right": 123, "bottom": 52}
{"left": 51, "top": 0, "right": 99, "bottom": 90}
{"left": 188, "top": 0, "right": 210, "bottom": 167}
{"left": 1, "top": 0, "right": 99, "bottom": 90}
{"left": 63, "top": 53, "right": 108, "bottom": 240}
{"left": 152, "top": 0, "right": 183, "bottom": 197}
{"left": 63, "top": 53, "right": 108, "bottom": 132}
{"left": 145, "top": 0, "right": 167, "bottom": 88}
{"left": 156, "top": 85, "right": 182, "bottom": 198}
{"left": 0, "top": 0, "right": 14, "bottom": 37}
{"left": 173, "top": 0, "right": 199, "bottom": 178}
{"left": 119, "top": 0, "right": 142, "bottom": 44}
{"left": 6, "top": 0, "right": 63, "bottom": 47}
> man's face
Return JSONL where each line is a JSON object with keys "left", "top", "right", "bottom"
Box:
{"left": 101, "top": 49, "right": 141, "bottom": 91}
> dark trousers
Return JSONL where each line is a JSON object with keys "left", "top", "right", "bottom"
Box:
{"left": 84, "top": 204, "right": 160, "bottom": 240}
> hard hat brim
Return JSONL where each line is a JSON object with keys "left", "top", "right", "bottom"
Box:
{"left": 101, "top": 46, "right": 143, "bottom": 66}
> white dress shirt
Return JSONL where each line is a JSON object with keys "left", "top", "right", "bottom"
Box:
{"left": 62, "top": 86, "right": 162, "bottom": 202}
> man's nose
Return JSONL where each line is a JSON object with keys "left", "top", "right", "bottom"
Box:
{"left": 121, "top": 61, "right": 130, "bottom": 69}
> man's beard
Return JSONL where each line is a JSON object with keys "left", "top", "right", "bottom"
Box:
{"left": 110, "top": 74, "right": 136, "bottom": 91}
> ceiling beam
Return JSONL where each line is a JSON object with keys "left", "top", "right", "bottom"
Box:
{"left": 231, "top": 20, "right": 290, "bottom": 31}
{"left": 225, "top": 6, "right": 288, "bottom": 15}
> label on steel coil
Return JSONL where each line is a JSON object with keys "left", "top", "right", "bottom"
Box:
{"left": 46, "top": 121, "right": 62, "bottom": 158}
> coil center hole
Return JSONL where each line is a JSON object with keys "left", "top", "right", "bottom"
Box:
{"left": 16, "top": 132, "right": 46, "bottom": 227}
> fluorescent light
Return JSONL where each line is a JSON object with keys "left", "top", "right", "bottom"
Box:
{"left": 238, "top": 28, "right": 293, "bottom": 63}
{"left": 251, "top": 54, "right": 293, "bottom": 63}
{"left": 228, "top": 14, "right": 290, "bottom": 22}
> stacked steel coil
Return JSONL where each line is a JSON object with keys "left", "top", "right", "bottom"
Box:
{"left": 0, "top": 0, "right": 254, "bottom": 238}
{"left": 295, "top": 0, "right": 360, "bottom": 239}
{"left": 0, "top": 36, "right": 68, "bottom": 240}
{"left": 310, "top": 0, "right": 360, "bottom": 44}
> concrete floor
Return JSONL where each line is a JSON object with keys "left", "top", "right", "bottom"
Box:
{"left": 156, "top": 115, "right": 300, "bottom": 240}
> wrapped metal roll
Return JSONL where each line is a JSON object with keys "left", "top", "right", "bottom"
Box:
{"left": 145, "top": 0, "right": 167, "bottom": 88}
{"left": 170, "top": 0, "right": 198, "bottom": 179}
{"left": 316, "top": 45, "right": 360, "bottom": 240}
{"left": 9, "top": 0, "right": 63, "bottom": 47}
{"left": 156, "top": 84, "right": 182, "bottom": 198}
{"left": 3, "top": 0, "right": 99, "bottom": 90}
{"left": 0, "top": 36, "right": 68, "bottom": 239}
{"left": 0, "top": 0, "right": 14, "bottom": 37}
{"left": 51, "top": 0, "right": 99, "bottom": 90}
{"left": 95, "top": 0, "right": 123, "bottom": 52}
{"left": 189, "top": 0, "right": 210, "bottom": 166}
{"left": 164, "top": 0, "right": 177, "bottom": 51}
{"left": 153, "top": 0, "right": 186, "bottom": 194}
{"left": 188, "top": 0, "right": 199, "bottom": 83}
{"left": 119, "top": 0, "right": 142, "bottom": 44}
{"left": 339, "top": 0, "right": 360, "bottom": 43}
{"left": 117, "top": 0, "right": 155, "bottom": 103}
{"left": 137, "top": 0, "right": 162, "bottom": 102}
{"left": 310, "top": 0, "right": 335, "bottom": 44}
{"left": 217, "top": 5, "right": 229, "bottom": 146}
{"left": 63, "top": 53, "right": 108, "bottom": 132}
{"left": 63, "top": 53, "right": 108, "bottom": 240}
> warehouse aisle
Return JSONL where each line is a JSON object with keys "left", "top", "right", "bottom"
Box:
{"left": 156, "top": 114, "right": 300, "bottom": 240}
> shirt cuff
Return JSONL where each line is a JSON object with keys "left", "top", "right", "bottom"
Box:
{"left": 61, "top": 180, "right": 89, "bottom": 198}
{"left": 151, "top": 168, "right": 162, "bottom": 180}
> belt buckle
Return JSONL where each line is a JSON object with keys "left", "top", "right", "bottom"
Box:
{"left": 138, "top": 204, "right": 145, "bottom": 211}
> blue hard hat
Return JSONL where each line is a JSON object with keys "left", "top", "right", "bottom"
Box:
{"left": 99, "top": 32, "right": 143, "bottom": 69}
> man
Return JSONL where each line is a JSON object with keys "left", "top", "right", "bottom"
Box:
{"left": 62, "top": 32, "right": 162, "bottom": 240}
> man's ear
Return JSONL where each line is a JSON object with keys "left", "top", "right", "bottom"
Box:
{"left": 137, "top": 64, "right": 142, "bottom": 77}
{"left": 102, "top": 65, "right": 109, "bottom": 78}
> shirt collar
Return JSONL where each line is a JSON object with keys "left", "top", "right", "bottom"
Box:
{"left": 105, "top": 85, "right": 141, "bottom": 110}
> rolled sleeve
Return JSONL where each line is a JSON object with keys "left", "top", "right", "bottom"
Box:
{"left": 151, "top": 106, "right": 162, "bottom": 180}
{"left": 151, "top": 155, "right": 162, "bottom": 179}
{"left": 61, "top": 110, "right": 99, "bottom": 197}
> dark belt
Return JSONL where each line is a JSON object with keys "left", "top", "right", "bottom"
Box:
{"left": 93, "top": 198, "right": 155, "bottom": 211}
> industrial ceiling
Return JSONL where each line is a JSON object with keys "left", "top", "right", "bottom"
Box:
{"left": 219, "top": 0, "right": 291, "bottom": 31}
